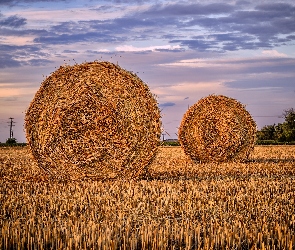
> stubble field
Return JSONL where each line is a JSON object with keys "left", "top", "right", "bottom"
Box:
{"left": 0, "top": 146, "right": 295, "bottom": 249}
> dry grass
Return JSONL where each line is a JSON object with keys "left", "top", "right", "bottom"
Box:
{"left": 25, "top": 61, "right": 161, "bottom": 180}
{"left": 179, "top": 95, "right": 257, "bottom": 163}
{"left": 0, "top": 146, "right": 295, "bottom": 249}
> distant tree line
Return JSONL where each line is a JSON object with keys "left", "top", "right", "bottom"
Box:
{"left": 257, "top": 108, "right": 295, "bottom": 144}
{"left": 0, "top": 138, "right": 26, "bottom": 147}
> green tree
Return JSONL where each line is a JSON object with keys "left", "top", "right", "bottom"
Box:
{"left": 256, "top": 108, "right": 295, "bottom": 143}
{"left": 257, "top": 124, "right": 276, "bottom": 140}
{"left": 6, "top": 138, "right": 17, "bottom": 144}
{"left": 282, "top": 108, "right": 295, "bottom": 141}
{"left": 274, "top": 123, "right": 287, "bottom": 142}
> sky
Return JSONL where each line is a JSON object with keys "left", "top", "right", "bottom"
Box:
{"left": 0, "top": 0, "right": 294, "bottom": 143}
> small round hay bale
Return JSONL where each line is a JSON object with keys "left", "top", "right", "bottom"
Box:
{"left": 178, "top": 95, "right": 256, "bottom": 162}
{"left": 25, "top": 61, "right": 161, "bottom": 180}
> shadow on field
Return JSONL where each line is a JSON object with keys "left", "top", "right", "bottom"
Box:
{"left": 246, "top": 158, "right": 295, "bottom": 163}
{"left": 143, "top": 157, "right": 295, "bottom": 182}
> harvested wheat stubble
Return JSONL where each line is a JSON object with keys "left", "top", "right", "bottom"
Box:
{"left": 25, "top": 61, "right": 161, "bottom": 180}
{"left": 178, "top": 95, "right": 257, "bottom": 163}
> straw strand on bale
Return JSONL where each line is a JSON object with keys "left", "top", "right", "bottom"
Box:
{"left": 178, "top": 95, "right": 256, "bottom": 163}
{"left": 25, "top": 61, "right": 161, "bottom": 180}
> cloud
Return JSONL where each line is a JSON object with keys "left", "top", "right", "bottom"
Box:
{"left": 31, "top": 18, "right": 140, "bottom": 45}
{"left": 115, "top": 44, "right": 182, "bottom": 52}
{"left": 159, "top": 56, "right": 295, "bottom": 75}
{"left": 165, "top": 2, "right": 295, "bottom": 51}
{"left": 153, "top": 82, "right": 224, "bottom": 101}
{"left": 0, "top": 14, "right": 26, "bottom": 28}
{"left": 33, "top": 32, "right": 120, "bottom": 45}
{"left": 1, "top": 1, "right": 294, "bottom": 54}
{"left": 170, "top": 38, "right": 219, "bottom": 52}
{"left": 143, "top": 3, "right": 235, "bottom": 16}
{"left": 0, "top": 54, "right": 22, "bottom": 68}
{"left": 255, "top": 3, "right": 295, "bottom": 13}
{"left": 0, "top": 44, "right": 53, "bottom": 68}
{"left": 159, "top": 102, "right": 176, "bottom": 108}
{"left": 63, "top": 49, "right": 78, "bottom": 53}
{"left": 262, "top": 50, "right": 288, "bottom": 58}
{"left": 0, "top": 0, "right": 15, "bottom": 5}
{"left": 26, "top": 58, "right": 53, "bottom": 66}
{"left": 224, "top": 77, "right": 295, "bottom": 90}
{"left": 154, "top": 54, "right": 295, "bottom": 97}
{"left": 0, "top": 86, "right": 32, "bottom": 98}
{"left": 107, "top": 0, "right": 148, "bottom": 3}
{"left": 0, "top": 0, "right": 69, "bottom": 5}
{"left": 0, "top": 96, "right": 18, "bottom": 102}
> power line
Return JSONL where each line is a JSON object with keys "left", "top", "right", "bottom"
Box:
{"left": 7, "top": 118, "right": 15, "bottom": 139}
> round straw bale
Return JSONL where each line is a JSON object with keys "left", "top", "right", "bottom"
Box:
{"left": 178, "top": 95, "right": 256, "bottom": 162}
{"left": 25, "top": 61, "right": 161, "bottom": 180}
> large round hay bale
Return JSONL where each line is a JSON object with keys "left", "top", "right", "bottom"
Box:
{"left": 178, "top": 95, "right": 256, "bottom": 162}
{"left": 25, "top": 61, "right": 161, "bottom": 180}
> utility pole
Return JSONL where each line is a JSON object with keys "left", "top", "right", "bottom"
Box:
{"left": 8, "top": 117, "right": 15, "bottom": 139}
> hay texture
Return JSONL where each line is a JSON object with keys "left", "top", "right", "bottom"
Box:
{"left": 178, "top": 95, "right": 256, "bottom": 163}
{"left": 25, "top": 61, "right": 161, "bottom": 180}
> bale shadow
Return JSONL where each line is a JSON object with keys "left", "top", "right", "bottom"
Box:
{"left": 245, "top": 158, "right": 295, "bottom": 163}
{"left": 142, "top": 157, "right": 295, "bottom": 182}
